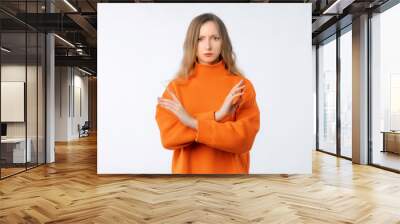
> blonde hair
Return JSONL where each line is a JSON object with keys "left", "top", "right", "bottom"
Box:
{"left": 175, "top": 13, "right": 243, "bottom": 79}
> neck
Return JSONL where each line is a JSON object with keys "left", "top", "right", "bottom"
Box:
{"left": 197, "top": 58, "right": 221, "bottom": 65}
{"left": 194, "top": 59, "right": 227, "bottom": 77}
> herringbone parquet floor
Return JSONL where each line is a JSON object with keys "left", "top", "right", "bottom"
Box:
{"left": 0, "top": 134, "right": 400, "bottom": 223}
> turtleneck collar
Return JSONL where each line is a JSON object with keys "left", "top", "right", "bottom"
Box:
{"left": 193, "top": 59, "right": 228, "bottom": 77}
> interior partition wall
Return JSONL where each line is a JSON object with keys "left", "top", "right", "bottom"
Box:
{"left": 0, "top": 1, "right": 47, "bottom": 179}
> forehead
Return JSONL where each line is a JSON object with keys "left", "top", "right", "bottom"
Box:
{"left": 199, "top": 21, "right": 220, "bottom": 35}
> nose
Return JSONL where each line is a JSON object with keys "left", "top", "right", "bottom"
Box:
{"left": 205, "top": 39, "right": 211, "bottom": 50}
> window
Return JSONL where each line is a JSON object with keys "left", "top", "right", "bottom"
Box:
{"left": 318, "top": 37, "right": 337, "bottom": 154}
{"left": 339, "top": 29, "right": 352, "bottom": 158}
{"left": 371, "top": 3, "right": 400, "bottom": 171}
{"left": 0, "top": 1, "right": 47, "bottom": 179}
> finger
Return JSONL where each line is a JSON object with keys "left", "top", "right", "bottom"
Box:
{"left": 233, "top": 80, "right": 244, "bottom": 90}
{"left": 229, "top": 80, "right": 244, "bottom": 94}
{"left": 162, "top": 100, "right": 180, "bottom": 109}
{"left": 167, "top": 89, "right": 180, "bottom": 104}
{"left": 158, "top": 98, "right": 176, "bottom": 103}
{"left": 233, "top": 85, "right": 246, "bottom": 93}
{"left": 234, "top": 79, "right": 244, "bottom": 88}
{"left": 230, "top": 92, "right": 244, "bottom": 105}
{"left": 230, "top": 103, "right": 239, "bottom": 112}
{"left": 230, "top": 87, "right": 245, "bottom": 99}
{"left": 159, "top": 101, "right": 179, "bottom": 111}
{"left": 158, "top": 102, "right": 178, "bottom": 115}
{"left": 231, "top": 92, "right": 244, "bottom": 100}
{"left": 159, "top": 98, "right": 180, "bottom": 106}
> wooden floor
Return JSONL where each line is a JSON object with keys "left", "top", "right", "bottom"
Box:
{"left": 1, "top": 162, "right": 45, "bottom": 178}
{"left": 0, "top": 167, "right": 26, "bottom": 178}
{"left": 373, "top": 150, "right": 400, "bottom": 171}
{"left": 1, "top": 134, "right": 400, "bottom": 223}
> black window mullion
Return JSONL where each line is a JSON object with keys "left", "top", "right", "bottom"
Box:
{"left": 316, "top": 45, "right": 319, "bottom": 151}
{"left": 36, "top": 0, "right": 39, "bottom": 167}
{"left": 336, "top": 30, "right": 341, "bottom": 157}
{"left": 367, "top": 11, "right": 373, "bottom": 165}
{"left": 25, "top": 0, "right": 28, "bottom": 171}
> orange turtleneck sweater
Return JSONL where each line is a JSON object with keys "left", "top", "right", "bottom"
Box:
{"left": 155, "top": 60, "right": 260, "bottom": 174}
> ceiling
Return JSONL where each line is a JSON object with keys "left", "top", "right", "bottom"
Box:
{"left": 0, "top": 0, "right": 393, "bottom": 75}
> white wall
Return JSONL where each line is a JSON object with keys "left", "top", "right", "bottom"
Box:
{"left": 98, "top": 3, "right": 313, "bottom": 174}
{"left": 55, "top": 67, "right": 89, "bottom": 141}
{"left": 55, "top": 66, "right": 69, "bottom": 141}
{"left": 72, "top": 72, "right": 89, "bottom": 138}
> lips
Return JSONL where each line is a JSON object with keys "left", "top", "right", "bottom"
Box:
{"left": 204, "top": 53, "right": 213, "bottom": 57}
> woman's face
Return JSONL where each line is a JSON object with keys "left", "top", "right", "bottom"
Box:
{"left": 196, "top": 21, "right": 222, "bottom": 65}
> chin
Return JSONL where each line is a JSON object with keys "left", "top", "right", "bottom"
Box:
{"left": 203, "top": 58, "right": 219, "bottom": 64}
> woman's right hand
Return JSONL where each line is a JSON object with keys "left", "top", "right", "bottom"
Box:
{"left": 215, "top": 79, "right": 245, "bottom": 121}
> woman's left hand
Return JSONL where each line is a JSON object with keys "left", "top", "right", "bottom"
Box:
{"left": 157, "top": 89, "right": 198, "bottom": 130}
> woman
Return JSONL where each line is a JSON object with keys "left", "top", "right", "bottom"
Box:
{"left": 155, "top": 13, "right": 260, "bottom": 174}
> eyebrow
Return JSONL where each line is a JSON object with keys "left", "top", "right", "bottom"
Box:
{"left": 198, "top": 34, "right": 220, "bottom": 38}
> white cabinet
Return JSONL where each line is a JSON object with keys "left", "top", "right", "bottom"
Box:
{"left": 1, "top": 138, "right": 32, "bottom": 163}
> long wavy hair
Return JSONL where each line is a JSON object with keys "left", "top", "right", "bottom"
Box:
{"left": 175, "top": 13, "right": 243, "bottom": 79}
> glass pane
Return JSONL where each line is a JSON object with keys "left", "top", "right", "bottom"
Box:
{"left": 38, "top": 32, "right": 45, "bottom": 165}
{"left": 318, "top": 37, "right": 337, "bottom": 154}
{"left": 27, "top": 31, "right": 38, "bottom": 169}
{"left": 0, "top": 1, "right": 46, "bottom": 178}
{"left": 25, "top": 0, "right": 38, "bottom": 169}
{"left": 340, "top": 29, "right": 352, "bottom": 158}
{"left": 1, "top": 32, "right": 27, "bottom": 178}
{"left": 371, "top": 4, "right": 400, "bottom": 171}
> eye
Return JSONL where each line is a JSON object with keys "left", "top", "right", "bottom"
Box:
{"left": 213, "top": 36, "right": 221, "bottom": 40}
{"left": 198, "top": 37, "right": 204, "bottom": 41}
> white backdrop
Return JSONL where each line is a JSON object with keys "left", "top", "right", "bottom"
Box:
{"left": 98, "top": 3, "right": 313, "bottom": 174}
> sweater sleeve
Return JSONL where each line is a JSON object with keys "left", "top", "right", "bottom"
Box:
{"left": 155, "top": 81, "right": 196, "bottom": 150}
{"left": 194, "top": 79, "right": 260, "bottom": 154}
